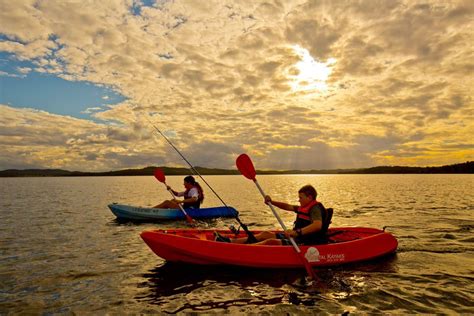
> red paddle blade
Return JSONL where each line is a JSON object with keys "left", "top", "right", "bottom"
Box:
{"left": 236, "top": 154, "right": 256, "bottom": 180}
{"left": 153, "top": 168, "right": 166, "bottom": 183}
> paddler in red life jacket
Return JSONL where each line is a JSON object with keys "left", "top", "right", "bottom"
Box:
{"left": 215, "top": 184, "right": 331, "bottom": 245}
{"left": 153, "top": 175, "right": 204, "bottom": 209}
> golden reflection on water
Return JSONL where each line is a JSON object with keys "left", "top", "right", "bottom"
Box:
{"left": 1, "top": 175, "right": 473, "bottom": 314}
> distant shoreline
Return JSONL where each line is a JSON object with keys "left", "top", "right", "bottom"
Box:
{"left": 0, "top": 161, "right": 472, "bottom": 177}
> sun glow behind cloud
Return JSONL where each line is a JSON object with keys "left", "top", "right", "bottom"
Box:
{"left": 290, "top": 45, "right": 336, "bottom": 93}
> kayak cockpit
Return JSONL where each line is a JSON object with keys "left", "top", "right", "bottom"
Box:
{"left": 153, "top": 227, "right": 387, "bottom": 245}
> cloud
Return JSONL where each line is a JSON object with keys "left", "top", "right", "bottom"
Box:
{"left": 81, "top": 107, "right": 102, "bottom": 114}
{"left": 17, "top": 66, "right": 31, "bottom": 74}
{"left": 0, "top": 0, "right": 473, "bottom": 171}
{"left": 0, "top": 70, "right": 24, "bottom": 78}
{"left": 0, "top": 104, "right": 168, "bottom": 171}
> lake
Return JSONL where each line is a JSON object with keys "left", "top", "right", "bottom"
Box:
{"left": 1, "top": 174, "right": 473, "bottom": 314}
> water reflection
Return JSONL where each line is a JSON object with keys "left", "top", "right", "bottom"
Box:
{"left": 2, "top": 175, "right": 472, "bottom": 314}
{"left": 138, "top": 263, "right": 302, "bottom": 295}
{"left": 107, "top": 216, "right": 238, "bottom": 231}
{"left": 137, "top": 254, "right": 399, "bottom": 313}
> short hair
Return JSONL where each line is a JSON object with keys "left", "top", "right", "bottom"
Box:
{"left": 298, "top": 185, "right": 317, "bottom": 200}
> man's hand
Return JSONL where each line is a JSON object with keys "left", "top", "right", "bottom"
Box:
{"left": 284, "top": 229, "right": 297, "bottom": 238}
{"left": 264, "top": 195, "right": 272, "bottom": 205}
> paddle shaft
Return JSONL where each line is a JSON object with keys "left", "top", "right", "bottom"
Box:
{"left": 253, "top": 179, "right": 317, "bottom": 280}
{"left": 149, "top": 121, "right": 228, "bottom": 208}
{"left": 253, "top": 180, "right": 300, "bottom": 250}
{"left": 148, "top": 120, "right": 256, "bottom": 241}
{"left": 162, "top": 182, "right": 192, "bottom": 221}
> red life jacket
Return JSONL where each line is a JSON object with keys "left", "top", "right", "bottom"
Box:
{"left": 294, "top": 200, "right": 319, "bottom": 227}
{"left": 293, "top": 200, "right": 333, "bottom": 245}
{"left": 294, "top": 200, "right": 330, "bottom": 233}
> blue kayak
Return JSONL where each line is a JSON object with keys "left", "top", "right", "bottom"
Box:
{"left": 108, "top": 203, "right": 238, "bottom": 221}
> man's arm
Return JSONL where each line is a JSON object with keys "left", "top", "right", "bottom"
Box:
{"left": 264, "top": 195, "right": 296, "bottom": 211}
{"left": 299, "top": 220, "right": 322, "bottom": 235}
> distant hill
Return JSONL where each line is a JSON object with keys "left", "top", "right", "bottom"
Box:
{"left": 350, "top": 161, "right": 474, "bottom": 174}
{"left": 0, "top": 166, "right": 239, "bottom": 177}
{"left": 0, "top": 161, "right": 472, "bottom": 177}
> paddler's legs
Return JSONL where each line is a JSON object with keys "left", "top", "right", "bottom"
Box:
{"left": 230, "top": 231, "right": 279, "bottom": 244}
{"left": 153, "top": 200, "right": 180, "bottom": 209}
{"left": 254, "top": 238, "right": 283, "bottom": 245}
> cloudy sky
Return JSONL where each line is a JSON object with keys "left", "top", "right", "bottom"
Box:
{"left": 0, "top": 0, "right": 472, "bottom": 171}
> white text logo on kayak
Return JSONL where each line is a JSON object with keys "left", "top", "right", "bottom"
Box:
{"left": 305, "top": 247, "right": 320, "bottom": 262}
{"left": 305, "top": 248, "right": 346, "bottom": 263}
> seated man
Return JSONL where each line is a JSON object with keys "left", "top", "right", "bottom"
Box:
{"left": 216, "top": 185, "right": 332, "bottom": 245}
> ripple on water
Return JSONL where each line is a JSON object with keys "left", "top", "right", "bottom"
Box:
{"left": 130, "top": 257, "right": 404, "bottom": 314}
{"left": 1, "top": 175, "right": 473, "bottom": 314}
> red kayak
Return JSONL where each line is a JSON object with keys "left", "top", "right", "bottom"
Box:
{"left": 140, "top": 227, "right": 398, "bottom": 268}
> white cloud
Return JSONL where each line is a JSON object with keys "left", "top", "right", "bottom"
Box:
{"left": 16, "top": 66, "right": 31, "bottom": 74}
{"left": 0, "top": 70, "right": 24, "bottom": 78}
{"left": 0, "top": 0, "right": 473, "bottom": 170}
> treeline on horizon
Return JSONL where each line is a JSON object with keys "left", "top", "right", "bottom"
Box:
{"left": 0, "top": 161, "right": 472, "bottom": 177}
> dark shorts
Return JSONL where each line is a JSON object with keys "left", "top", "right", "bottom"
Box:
{"left": 183, "top": 203, "right": 200, "bottom": 210}
{"left": 275, "top": 233, "right": 294, "bottom": 245}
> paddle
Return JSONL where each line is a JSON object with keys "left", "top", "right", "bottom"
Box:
{"left": 236, "top": 154, "right": 318, "bottom": 280}
{"left": 147, "top": 119, "right": 256, "bottom": 242}
{"left": 153, "top": 168, "right": 194, "bottom": 224}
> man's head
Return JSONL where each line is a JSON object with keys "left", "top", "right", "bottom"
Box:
{"left": 298, "top": 185, "right": 317, "bottom": 206}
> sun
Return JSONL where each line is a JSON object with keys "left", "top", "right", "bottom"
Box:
{"left": 289, "top": 45, "right": 336, "bottom": 93}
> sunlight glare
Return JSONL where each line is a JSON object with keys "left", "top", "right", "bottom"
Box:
{"left": 290, "top": 45, "right": 336, "bottom": 93}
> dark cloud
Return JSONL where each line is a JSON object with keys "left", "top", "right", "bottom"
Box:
{"left": 353, "top": 134, "right": 402, "bottom": 153}
{"left": 180, "top": 140, "right": 244, "bottom": 169}
{"left": 0, "top": 154, "right": 43, "bottom": 170}
{"left": 103, "top": 151, "right": 166, "bottom": 169}
{"left": 285, "top": 18, "right": 342, "bottom": 60}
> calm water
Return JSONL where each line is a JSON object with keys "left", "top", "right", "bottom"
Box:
{"left": 1, "top": 175, "right": 473, "bottom": 314}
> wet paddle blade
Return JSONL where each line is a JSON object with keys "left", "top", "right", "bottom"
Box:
{"left": 236, "top": 154, "right": 256, "bottom": 180}
{"left": 153, "top": 168, "right": 166, "bottom": 183}
{"left": 185, "top": 214, "right": 194, "bottom": 224}
{"left": 302, "top": 256, "right": 317, "bottom": 280}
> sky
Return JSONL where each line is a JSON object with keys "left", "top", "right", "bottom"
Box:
{"left": 0, "top": 0, "right": 472, "bottom": 171}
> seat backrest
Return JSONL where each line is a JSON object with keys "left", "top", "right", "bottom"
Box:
{"left": 325, "top": 208, "right": 333, "bottom": 228}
